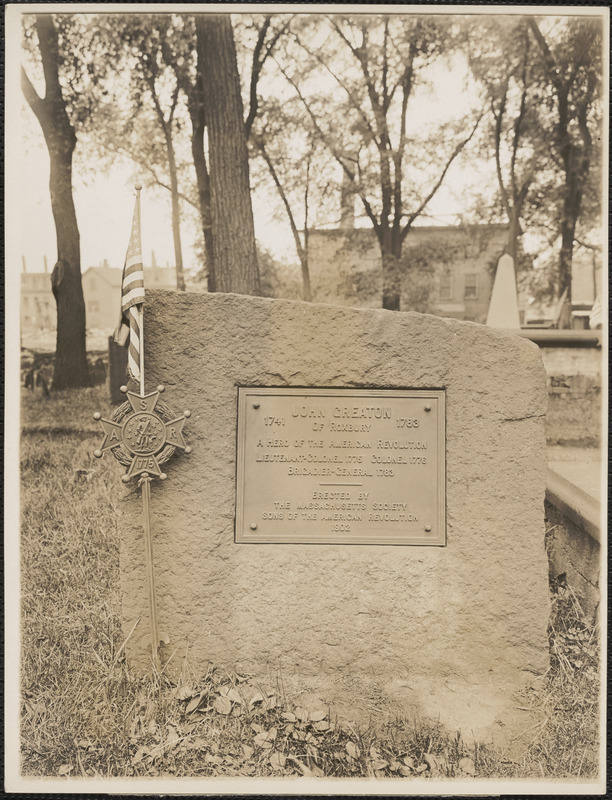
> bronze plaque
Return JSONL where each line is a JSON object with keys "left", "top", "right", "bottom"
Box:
{"left": 236, "top": 388, "right": 445, "bottom": 545}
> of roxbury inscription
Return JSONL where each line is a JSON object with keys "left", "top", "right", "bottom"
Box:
{"left": 236, "top": 388, "right": 445, "bottom": 545}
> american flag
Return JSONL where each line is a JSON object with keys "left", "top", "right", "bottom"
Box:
{"left": 114, "top": 192, "right": 145, "bottom": 381}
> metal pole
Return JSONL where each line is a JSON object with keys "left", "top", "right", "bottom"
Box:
{"left": 139, "top": 473, "right": 160, "bottom": 670}
{"left": 139, "top": 306, "right": 145, "bottom": 397}
{"left": 134, "top": 184, "right": 145, "bottom": 397}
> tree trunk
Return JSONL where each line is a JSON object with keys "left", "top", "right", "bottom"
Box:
{"left": 165, "top": 132, "right": 186, "bottom": 291}
{"left": 187, "top": 42, "right": 216, "bottom": 292}
{"left": 191, "top": 128, "right": 216, "bottom": 292}
{"left": 379, "top": 224, "right": 402, "bottom": 311}
{"left": 197, "top": 14, "right": 260, "bottom": 295}
{"left": 22, "top": 16, "right": 89, "bottom": 389}
{"left": 559, "top": 199, "right": 577, "bottom": 306}
{"left": 507, "top": 206, "right": 519, "bottom": 264}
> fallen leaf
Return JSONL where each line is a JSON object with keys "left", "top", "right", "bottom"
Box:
{"left": 165, "top": 725, "right": 180, "bottom": 751}
{"left": 371, "top": 759, "right": 388, "bottom": 771}
{"left": 185, "top": 694, "right": 204, "bottom": 715}
{"left": 286, "top": 755, "right": 313, "bottom": 776}
{"left": 191, "top": 736, "right": 207, "bottom": 751}
{"left": 402, "top": 755, "right": 415, "bottom": 769}
{"left": 232, "top": 704, "right": 243, "bottom": 717}
{"left": 313, "top": 720, "right": 330, "bottom": 732}
{"left": 242, "top": 744, "right": 254, "bottom": 760}
{"left": 227, "top": 687, "right": 243, "bottom": 705}
{"left": 282, "top": 711, "right": 297, "bottom": 722}
{"left": 399, "top": 765, "right": 413, "bottom": 777}
{"left": 309, "top": 709, "right": 327, "bottom": 722}
{"left": 269, "top": 751, "right": 287, "bottom": 770}
{"left": 416, "top": 762, "right": 428, "bottom": 773}
{"left": 423, "top": 752, "right": 439, "bottom": 772}
{"left": 131, "top": 747, "right": 148, "bottom": 765}
{"left": 459, "top": 756, "right": 476, "bottom": 776}
{"left": 175, "top": 684, "right": 194, "bottom": 701}
{"left": 389, "top": 760, "right": 401, "bottom": 772}
{"left": 251, "top": 722, "right": 264, "bottom": 734}
{"left": 58, "top": 764, "right": 73, "bottom": 776}
{"left": 254, "top": 732, "right": 273, "bottom": 749}
{"left": 346, "top": 741, "right": 360, "bottom": 759}
{"left": 294, "top": 706, "right": 309, "bottom": 722}
{"left": 248, "top": 690, "right": 265, "bottom": 706}
{"left": 369, "top": 744, "right": 382, "bottom": 760}
{"left": 214, "top": 695, "right": 232, "bottom": 715}
{"left": 205, "top": 753, "right": 223, "bottom": 765}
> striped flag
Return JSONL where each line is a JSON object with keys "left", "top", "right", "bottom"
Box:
{"left": 114, "top": 192, "right": 145, "bottom": 380}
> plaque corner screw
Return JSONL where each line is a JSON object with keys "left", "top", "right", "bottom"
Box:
{"left": 424, "top": 405, "right": 431, "bottom": 412}
{"left": 250, "top": 522, "right": 258, "bottom": 530}
{"left": 252, "top": 402, "right": 260, "bottom": 409}
{"left": 424, "top": 524, "right": 432, "bottom": 532}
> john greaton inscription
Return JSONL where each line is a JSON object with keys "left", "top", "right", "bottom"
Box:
{"left": 236, "top": 389, "right": 445, "bottom": 545}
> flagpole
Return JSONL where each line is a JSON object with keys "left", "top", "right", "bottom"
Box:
{"left": 134, "top": 183, "right": 145, "bottom": 397}
{"left": 140, "top": 472, "right": 160, "bottom": 671}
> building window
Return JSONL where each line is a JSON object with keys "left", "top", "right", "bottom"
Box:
{"left": 439, "top": 272, "right": 452, "bottom": 300}
{"left": 464, "top": 273, "right": 478, "bottom": 299}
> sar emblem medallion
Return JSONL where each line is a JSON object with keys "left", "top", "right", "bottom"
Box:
{"left": 94, "top": 385, "right": 191, "bottom": 481}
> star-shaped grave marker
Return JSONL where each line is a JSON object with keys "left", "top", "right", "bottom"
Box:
{"left": 94, "top": 384, "right": 191, "bottom": 481}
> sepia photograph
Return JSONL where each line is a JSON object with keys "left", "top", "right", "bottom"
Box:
{"left": 5, "top": 2, "right": 608, "bottom": 794}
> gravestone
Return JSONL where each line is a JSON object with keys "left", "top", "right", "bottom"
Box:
{"left": 119, "top": 290, "right": 550, "bottom": 739}
{"left": 108, "top": 335, "right": 128, "bottom": 404}
{"left": 486, "top": 253, "right": 521, "bottom": 329}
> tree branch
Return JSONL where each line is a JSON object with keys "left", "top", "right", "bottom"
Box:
{"left": 492, "top": 89, "right": 511, "bottom": 218}
{"left": 253, "top": 135, "right": 306, "bottom": 264}
{"left": 20, "top": 65, "right": 44, "bottom": 119}
{"left": 274, "top": 58, "right": 381, "bottom": 235}
{"left": 245, "top": 17, "right": 293, "bottom": 138}
{"left": 245, "top": 16, "right": 271, "bottom": 138}
{"left": 290, "top": 33, "right": 379, "bottom": 149}
{"left": 402, "top": 112, "right": 483, "bottom": 239}
{"left": 528, "top": 18, "right": 563, "bottom": 92}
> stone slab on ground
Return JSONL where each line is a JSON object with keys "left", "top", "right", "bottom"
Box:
{"left": 119, "top": 291, "right": 550, "bottom": 741}
{"left": 547, "top": 447, "right": 602, "bottom": 502}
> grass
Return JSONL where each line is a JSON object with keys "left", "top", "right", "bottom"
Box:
{"left": 18, "top": 386, "right": 602, "bottom": 781}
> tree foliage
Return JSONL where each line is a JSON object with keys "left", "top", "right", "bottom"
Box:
{"left": 467, "top": 14, "right": 603, "bottom": 309}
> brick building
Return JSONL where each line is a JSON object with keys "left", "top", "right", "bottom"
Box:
{"left": 21, "top": 263, "right": 176, "bottom": 334}
{"left": 306, "top": 224, "right": 509, "bottom": 323}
